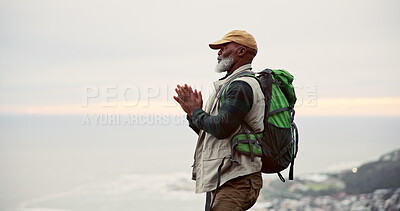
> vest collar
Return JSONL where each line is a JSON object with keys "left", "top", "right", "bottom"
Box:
{"left": 213, "top": 63, "right": 253, "bottom": 91}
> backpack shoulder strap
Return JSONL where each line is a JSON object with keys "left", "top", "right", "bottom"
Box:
{"left": 217, "top": 71, "right": 258, "bottom": 103}
{"left": 217, "top": 71, "right": 252, "bottom": 100}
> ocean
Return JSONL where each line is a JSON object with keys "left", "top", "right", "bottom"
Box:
{"left": 0, "top": 115, "right": 399, "bottom": 211}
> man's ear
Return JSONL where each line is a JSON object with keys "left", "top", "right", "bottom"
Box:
{"left": 237, "top": 47, "right": 247, "bottom": 57}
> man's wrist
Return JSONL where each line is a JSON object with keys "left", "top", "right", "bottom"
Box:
{"left": 191, "top": 108, "right": 203, "bottom": 119}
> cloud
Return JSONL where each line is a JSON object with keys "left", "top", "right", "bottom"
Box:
{"left": 295, "top": 97, "right": 400, "bottom": 117}
{"left": 1, "top": 97, "right": 399, "bottom": 117}
{"left": 0, "top": 0, "right": 399, "bottom": 112}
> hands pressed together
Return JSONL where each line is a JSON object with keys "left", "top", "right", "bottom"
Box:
{"left": 173, "top": 84, "right": 203, "bottom": 118}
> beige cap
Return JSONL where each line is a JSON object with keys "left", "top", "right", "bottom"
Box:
{"left": 209, "top": 30, "right": 258, "bottom": 52}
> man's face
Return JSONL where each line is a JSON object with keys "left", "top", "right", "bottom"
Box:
{"left": 215, "top": 43, "right": 237, "bottom": 73}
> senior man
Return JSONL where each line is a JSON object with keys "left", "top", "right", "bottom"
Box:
{"left": 174, "top": 30, "right": 265, "bottom": 211}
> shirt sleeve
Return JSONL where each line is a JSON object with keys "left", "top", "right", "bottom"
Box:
{"left": 187, "top": 115, "right": 200, "bottom": 135}
{"left": 190, "top": 80, "right": 253, "bottom": 139}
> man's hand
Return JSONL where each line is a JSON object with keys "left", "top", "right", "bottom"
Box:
{"left": 173, "top": 84, "right": 203, "bottom": 117}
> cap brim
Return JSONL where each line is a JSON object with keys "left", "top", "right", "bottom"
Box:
{"left": 209, "top": 39, "right": 231, "bottom": 50}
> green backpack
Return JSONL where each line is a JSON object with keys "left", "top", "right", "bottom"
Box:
{"left": 220, "top": 68, "right": 299, "bottom": 182}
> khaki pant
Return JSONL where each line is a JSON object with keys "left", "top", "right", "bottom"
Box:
{"left": 211, "top": 172, "right": 263, "bottom": 211}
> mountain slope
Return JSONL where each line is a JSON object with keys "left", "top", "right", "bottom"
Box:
{"left": 340, "top": 149, "right": 400, "bottom": 194}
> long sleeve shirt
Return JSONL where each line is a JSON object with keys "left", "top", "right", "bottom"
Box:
{"left": 187, "top": 80, "right": 254, "bottom": 139}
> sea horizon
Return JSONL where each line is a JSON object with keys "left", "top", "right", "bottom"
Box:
{"left": 1, "top": 114, "right": 399, "bottom": 210}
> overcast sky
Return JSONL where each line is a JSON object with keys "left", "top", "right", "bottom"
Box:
{"left": 0, "top": 0, "right": 399, "bottom": 116}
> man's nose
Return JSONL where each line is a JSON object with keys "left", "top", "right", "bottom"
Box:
{"left": 218, "top": 49, "right": 222, "bottom": 55}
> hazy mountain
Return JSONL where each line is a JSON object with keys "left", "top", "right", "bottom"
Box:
{"left": 340, "top": 149, "right": 400, "bottom": 194}
{"left": 253, "top": 149, "right": 400, "bottom": 210}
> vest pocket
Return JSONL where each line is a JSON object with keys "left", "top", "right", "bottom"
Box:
{"left": 203, "top": 147, "right": 231, "bottom": 161}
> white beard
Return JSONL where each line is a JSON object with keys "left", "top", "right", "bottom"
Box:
{"left": 214, "top": 56, "right": 234, "bottom": 73}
